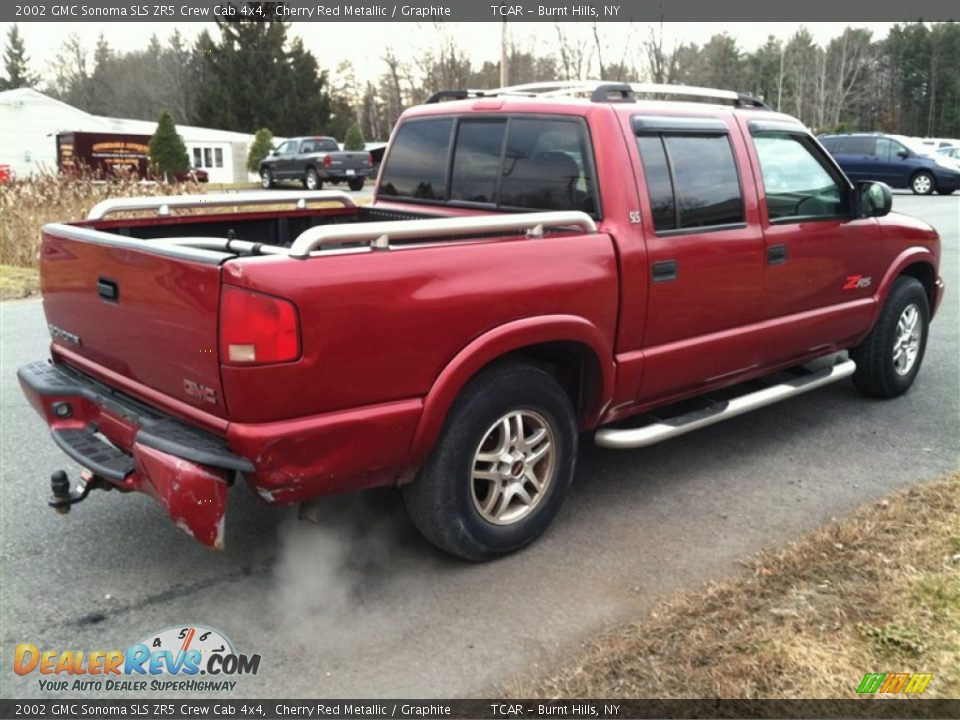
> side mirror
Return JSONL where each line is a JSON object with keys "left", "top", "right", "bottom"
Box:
{"left": 897, "top": 150, "right": 910, "bottom": 159}
{"left": 857, "top": 181, "right": 892, "bottom": 218}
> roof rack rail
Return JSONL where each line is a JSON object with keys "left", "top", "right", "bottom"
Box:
{"left": 591, "top": 83, "right": 635, "bottom": 103}
{"left": 423, "top": 81, "right": 770, "bottom": 110}
{"left": 426, "top": 89, "right": 486, "bottom": 104}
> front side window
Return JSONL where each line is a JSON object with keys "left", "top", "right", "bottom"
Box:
{"left": 875, "top": 137, "right": 894, "bottom": 162}
{"left": 752, "top": 132, "right": 850, "bottom": 221}
{"left": 635, "top": 133, "right": 744, "bottom": 232}
{"left": 276, "top": 141, "right": 295, "bottom": 155}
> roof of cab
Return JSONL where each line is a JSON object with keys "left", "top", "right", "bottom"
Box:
{"left": 401, "top": 93, "right": 804, "bottom": 129}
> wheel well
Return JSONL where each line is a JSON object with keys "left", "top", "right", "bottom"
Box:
{"left": 900, "top": 262, "right": 937, "bottom": 308}
{"left": 504, "top": 342, "right": 603, "bottom": 425}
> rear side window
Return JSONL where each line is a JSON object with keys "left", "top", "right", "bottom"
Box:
{"left": 636, "top": 133, "right": 744, "bottom": 232}
{"left": 379, "top": 115, "right": 598, "bottom": 215}
{"left": 379, "top": 119, "right": 454, "bottom": 200}
{"left": 835, "top": 136, "right": 874, "bottom": 155}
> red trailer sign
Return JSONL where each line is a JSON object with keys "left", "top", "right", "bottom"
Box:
{"left": 57, "top": 132, "right": 152, "bottom": 178}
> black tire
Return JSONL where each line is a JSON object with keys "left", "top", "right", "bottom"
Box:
{"left": 910, "top": 171, "right": 936, "bottom": 195}
{"left": 260, "top": 169, "right": 274, "bottom": 189}
{"left": 304, "top": 168, "right": 322, "bottom": 190}
{"left": 850, "top": 276, "right": 930, "bottom": 398}
{"left": 403, "top": 361, "right": 578, "bottom": 561}
{"left": 937, "top": 188, "right": 956, "bottom": 195}
{"left": 348, "top": 178, "right": 365, "bottom": 191}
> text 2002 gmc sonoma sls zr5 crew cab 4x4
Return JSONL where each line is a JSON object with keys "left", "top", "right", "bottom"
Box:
{"left": 19, "top": 82, "right": 943, "bottom": 560}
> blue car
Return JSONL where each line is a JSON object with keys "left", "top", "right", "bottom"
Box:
{"left": 819, "top": 133, "right": 960, "bottom": 195}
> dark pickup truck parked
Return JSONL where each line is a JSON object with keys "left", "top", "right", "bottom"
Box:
{"left": 19, "top": 82, "right": 943, "bottom": 560}
{"left": 259, "top": 136, "right": 374, "bottom": 191}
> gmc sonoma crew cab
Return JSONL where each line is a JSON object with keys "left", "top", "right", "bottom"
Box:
{"left": 259, "top": 136, "right": 374, "bottom": 191}
{"left": 19, "top": 82, "right": 943, "bottom": 560}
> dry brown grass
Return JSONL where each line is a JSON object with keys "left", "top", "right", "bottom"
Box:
{"left": 0, "top": 264, "right": 40, "bottom": 300}
{"left": 0, "top": 171, "right": 199, "bottom": 269}
{"left": 516, "top": 472, "right": 960, "bottom": 699}
{"left": 0, "top": 173, "right": 369, "bottom": 276}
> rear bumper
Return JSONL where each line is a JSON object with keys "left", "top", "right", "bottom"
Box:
{"left": 18, "top": 359, "right": 424, "bottom": 544}
{"left": 18, "top": 361, "right": 249, "bottom": 548}
{"left": 323, "top": 168, "right": 374, "bottom": 180}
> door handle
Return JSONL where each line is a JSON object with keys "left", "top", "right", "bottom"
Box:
{"left": 97, "top": 278, "right": 119, "bottom": 302}
{"left": 767, "top": 245, "right": 787, "bottom": 265}
{"left": 652, "top": 260, "right": 678, "bottom": 283}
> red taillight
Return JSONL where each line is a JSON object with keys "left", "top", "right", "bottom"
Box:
{"left": 219, "top": 286, "right": 300, "bottom": 365}
{"left": 323, "top": 155, "right": 332, "bottom": 169}
{"left": 366, "top": 153, "right": 373, "bottom": 166}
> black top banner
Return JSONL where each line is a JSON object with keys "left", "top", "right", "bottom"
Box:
{"left": 3, "top": 699, "right": 960, "bottom": 720}
{"left": 2, "top": 0, "right": 959, "bottom": 23}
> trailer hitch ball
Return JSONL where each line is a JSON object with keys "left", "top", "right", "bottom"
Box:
{"left": 50, "top": 470, "right": 72, "bottom": 514}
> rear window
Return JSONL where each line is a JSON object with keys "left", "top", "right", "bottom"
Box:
{"left": 450, "top": 120, "right": 506, "bottom": 203}
{"left": 301, "top": 138, "right": 339, "bottom": 153}
{"left": 379, "top": 119, "right": 454, "bottom": 200}
{"left": 379, "top": 115, "right": 598, "bottom": 215}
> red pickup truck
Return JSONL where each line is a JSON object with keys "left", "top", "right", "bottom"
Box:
{"left": 19, "top": 82, "right": 943, "bottom": 560}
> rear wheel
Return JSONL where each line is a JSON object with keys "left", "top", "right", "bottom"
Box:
{"left": 910, "top": 171, "right": 935, "bottom": 195}
{"left": 348, "top": 178, "right": 365, "bottom": 191}
{"left": 260, "top": 169, "right": 274, "bottom": 189}
{"left": 304, "top": 168, "right": 322, "bottom": 190}
{"left": 850, "top": 276, "right": 929, "bottom": 398}
{"left": 403, "top": 361, "right": 578, "bottom": 561}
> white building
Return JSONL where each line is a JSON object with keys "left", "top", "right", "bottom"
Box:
{"left": 0, "top": 88, "right": 260, "bottom": 183}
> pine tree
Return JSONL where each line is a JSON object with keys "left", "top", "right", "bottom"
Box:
{"left": 149, "top": 111, "right": 189, "bottom": 181}
{"left": 2, "top": 24, "right": 39, "bottom": 90}
{"left": 247, "top": 128, "right": 274, "bottom": 172}
{"left": 343, "top": 124, "right": 365, "bottom": 151}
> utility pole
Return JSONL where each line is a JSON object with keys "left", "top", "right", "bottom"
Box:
{"left": 500, "top": 20, "right": 509, "bottom": 87}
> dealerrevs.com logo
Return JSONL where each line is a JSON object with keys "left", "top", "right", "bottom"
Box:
{"left": 14, "top": 625, "right": 260, "bottom": 693}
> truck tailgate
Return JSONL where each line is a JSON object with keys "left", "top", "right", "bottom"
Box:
{"left": 330, "top": 152, "right": 370, "bottom": 170}
{"left": 40, "top": 227, "right": 226, "bottom": 419}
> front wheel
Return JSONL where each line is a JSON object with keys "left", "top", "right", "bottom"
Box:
{"left": 260, "top": 169, "right": 274, "bottom": 189}
{"left": 850, "top": 276, "right": 930, "bottom": 398}
{"left": 403, "top": 361, "right": 578, "bottom": 561}
{"left": 910, "top": 171, "right": 936, "bottom": 195}
{"left": 347, "top": 178, "right": 365, "bottom": 191}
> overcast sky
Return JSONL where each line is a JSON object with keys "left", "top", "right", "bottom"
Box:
{"left": 5, "top": 21, "right": 900, "bottom": 86}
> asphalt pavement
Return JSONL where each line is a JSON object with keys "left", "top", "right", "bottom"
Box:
{"left": 0, "top": 194, "right": 957, "bottom": 699}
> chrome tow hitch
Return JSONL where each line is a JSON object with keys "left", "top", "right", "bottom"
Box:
{"left": 48, "top": 470, "right": 107, "bottom": 514}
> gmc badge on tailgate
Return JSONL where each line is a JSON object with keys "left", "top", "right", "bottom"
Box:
{"left": 183, "top": 379, "right": 217, "bottom": 405}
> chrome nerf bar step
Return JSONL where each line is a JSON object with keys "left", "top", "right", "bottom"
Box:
{"left": 595, "top": 359, "right": 857, "bottom": 449}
